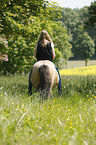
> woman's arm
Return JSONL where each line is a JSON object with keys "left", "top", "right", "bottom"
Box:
{"left": 51, "top": 43, "right": 55, "bottom": 60}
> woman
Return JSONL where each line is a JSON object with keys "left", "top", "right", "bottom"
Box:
{"left": 28, "top": 30, "right": 62, "bottom": 95}
{"left": 34, "top": 30, "right": 55, "bottom": 61}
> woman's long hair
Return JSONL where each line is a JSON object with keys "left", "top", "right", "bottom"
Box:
{"left": 37, "top": 30, "right": 53, "bottom": 43}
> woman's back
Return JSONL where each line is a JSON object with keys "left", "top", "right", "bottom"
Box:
{"left": 36, "top": 41, "right": 53, "bottom": 61}
{"left": 34, "top": 30, "right": 55, "bottom": 61}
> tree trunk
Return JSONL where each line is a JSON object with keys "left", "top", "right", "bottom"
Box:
{"left": 85, "top": 59, "right": 89, "bottom": 66}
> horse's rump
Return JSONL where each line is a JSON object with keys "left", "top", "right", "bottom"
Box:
{"left": 30, "top": 60, "right": 59, "bottom": 98}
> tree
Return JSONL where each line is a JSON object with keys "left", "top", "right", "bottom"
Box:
{"left": 84, "top": 1, "right": 96, "bottom": 56}
{"left": 59, "top": 8, "right": 80, "bottom": 35}
{"left": 0, "top": 0, "right": 72, "bottom": 74}
{"left": 73, "top": 25, "right": 95, "bottom": 66}
{"left": 86, "top": 1, "right": 96, "bottom": 26}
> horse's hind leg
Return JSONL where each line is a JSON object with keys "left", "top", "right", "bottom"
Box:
{"left": 47, "top": 83, "right": 53, "bottom": 99}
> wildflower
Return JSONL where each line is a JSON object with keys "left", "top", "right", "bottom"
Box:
{"left": 48, "top": 131, "right": 50, "bottom": 135}
{"left": 92, "top": 107, "right": 94, "bottom": 109}
{"left": 75, "top": 122, "right": 78, "bottom": 125}
{"left": 5, "top": 92, "right": 7, "bottom": 96}
{"left": 68, "top": 109, "right": 70, "bottom": 112}
{"left": 0, "top": 87, "right": 3, "bottom": 90}
{"left": 87, "top": 95, "right": 89, "bottom": 97}
{"left": 70, "top": 123, "right": 72, "bottom": 125}
{"left": 67, "top": 117, "right": 69, "bottom": 121}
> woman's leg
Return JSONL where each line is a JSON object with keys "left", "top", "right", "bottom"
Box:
{"left": 54, "top": 65, "right": 62, "bottom": 95}
{"left": 28, "top": 69, "right": 32, "bottom": 95}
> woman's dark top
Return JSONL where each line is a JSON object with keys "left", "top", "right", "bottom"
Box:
{"left": 36, "top": 42, "right": 53, "bottom": 61}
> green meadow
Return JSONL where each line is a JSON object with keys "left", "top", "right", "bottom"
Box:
{"left": 0, "top": 65, "right": 96, "bottom": 145}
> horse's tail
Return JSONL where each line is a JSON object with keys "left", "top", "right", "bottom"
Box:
{"left": 38, "top": 64, "right": 52, "bottom": 98}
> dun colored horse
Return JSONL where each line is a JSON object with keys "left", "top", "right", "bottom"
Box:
{"left": 28, "top": 60, "right": 59, "bottom": 100}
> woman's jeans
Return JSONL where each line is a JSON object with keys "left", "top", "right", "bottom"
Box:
{"left": 54, "top": 65, "right": 62, "bottom": 94}
{"left": 28, "top": 64, "right": 62, "bottom": 95}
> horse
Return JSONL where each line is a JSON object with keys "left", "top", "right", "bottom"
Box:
{"left": 28, "top": 60, "right": 60, "bottom": 100}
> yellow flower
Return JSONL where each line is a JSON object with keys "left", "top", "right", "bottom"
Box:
{"left": 70, "top": 123, "right": 72, "bottom": 125}
{"left": 76, "top": 122, "right": 78, "bottom": 125}
{"left": 92, "top": 107, "right": 94, "bottom": 109}
{"left": 68, "top": 109, "right": 70, "bottom": 112}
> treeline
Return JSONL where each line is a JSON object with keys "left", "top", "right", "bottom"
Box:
{"left": 0, "top": 0, "right": 96, "bottom": 75}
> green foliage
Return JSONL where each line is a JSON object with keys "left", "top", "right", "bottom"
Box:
{"left": 60, "top": 8, "right": 80, "bottom": 34}
{"left": 87, "top": 1, "right": 96, "bottom": 26}
{"left": 0, "top": 0, "right": 72, "bottom": 75}
{"left": 59, "top": 6, "right": 96, "bottom": 59}
{"left": 72, "top": 25, "right": 95, "bottom": 66}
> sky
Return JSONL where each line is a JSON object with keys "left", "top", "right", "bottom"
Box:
{"left": 48, "top": 0, "right": 95, "bottom": 9}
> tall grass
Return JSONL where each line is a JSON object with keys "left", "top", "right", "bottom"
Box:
{"left": 0, "top": 66, "right": 96, "bottom": 145}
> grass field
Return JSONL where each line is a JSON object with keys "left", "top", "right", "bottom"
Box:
{"left": 59, "top": 59, "right": 96, "bottom": 69}
{"left": 0, "top": 63, "right": 96, "bottom": 145}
